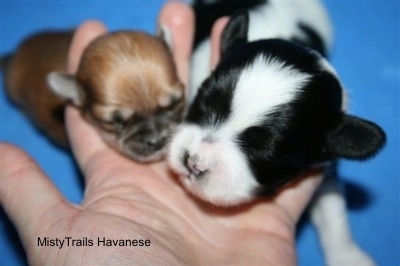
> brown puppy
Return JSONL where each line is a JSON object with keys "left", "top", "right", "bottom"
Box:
{"left": 4, "top": 30, "right": 184, "bottom": 162}
{"left": 4, "top": 32, "right": 72, "bottom": 147}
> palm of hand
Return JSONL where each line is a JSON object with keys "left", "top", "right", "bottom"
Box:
{"left": 1, "top": 103, "right": 320, "bottom": 265}
{"left": 27, "top": 136, "right": 296, "bottom": 265}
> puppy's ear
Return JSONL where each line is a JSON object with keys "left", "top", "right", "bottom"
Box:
{"left": 157, "top": 24, "right": 173, "bottom": 51}
{"left": 220, "top": 12, "right": 249, "bottom": 56}
{"left": 47, "top": 71, "right": 84, "bottom": 106}
{"left": 325, "top": 115, "right": 386, "bottom": 160}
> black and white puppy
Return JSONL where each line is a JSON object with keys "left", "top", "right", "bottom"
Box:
{"left": 169, "top": 0, "right": 385, "bottom": 265}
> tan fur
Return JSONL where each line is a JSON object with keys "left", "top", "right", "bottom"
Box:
{"left": 5, "top": 32, "right": 72, "bottom": 147}
{"left": 5, "top": 30, "right": 183, "bottom": 157}
{"left": 78, "top": 31, "right": 182, "bottom": 120}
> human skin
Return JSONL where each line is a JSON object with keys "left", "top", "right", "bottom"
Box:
{"left": 0, "top": 2, "right": 322, "bottom": 265}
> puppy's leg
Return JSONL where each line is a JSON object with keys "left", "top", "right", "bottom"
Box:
{"left": 309, "top": 163, "right": 375, "bottom": 266}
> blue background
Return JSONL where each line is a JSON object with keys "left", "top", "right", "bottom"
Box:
{"left": 0, "top": 1, "right": 399, "bottom": 265}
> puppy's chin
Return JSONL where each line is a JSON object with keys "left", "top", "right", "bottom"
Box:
{"left": 96, "top": 128, "right": 166, "bottom": 163}
{"left": 123, "top": 148, "right": 166, "bottom": 163}
{"left": 179, "top": 175, "right": 257, "bottom": 207}
{"left": 168, "top": 125, "right": 259, "bottom": 206}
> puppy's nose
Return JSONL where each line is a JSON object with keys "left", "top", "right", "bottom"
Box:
{"left": 144, "top": 136, "right": 166, "bottom": 151}
{"left": 183, "top": 151, "right": 206, "bottom": 179}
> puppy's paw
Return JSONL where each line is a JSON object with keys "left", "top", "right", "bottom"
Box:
{"left": 326, "top": 243, "right": 375, "bottom": 266}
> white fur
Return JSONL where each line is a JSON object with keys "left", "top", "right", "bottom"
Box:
{"left": 189, "top": 39, "right": 211, "bottom": 103}
{"left": 47, "top": 72, "right": 82, "bottom": 105}
{"left": 221, "top": 55, "right": 310, "bottom": 135}
{"left": 168, "top": 124, "right": 258, "bottom": 205}
{"left": 248, "top": 0, "right": 332, "bottom": 46}
{"left": 311, "top": 177, "right": 375, "bottom": 266}
{"left": 158, "top": 24, "right": 173, "bottom": 51}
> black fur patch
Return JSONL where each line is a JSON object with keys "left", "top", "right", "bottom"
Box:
{"left": 292, "top": 22, "right": 327, "bottom": 57}
{"left": 186, "top": 67, "right": 237, "bottom": 126}
{"left": 192, "top": 0, "right": 267, "bottom": 48}
{"left": 325, "top": 115, "right": 386, "bottom": 160}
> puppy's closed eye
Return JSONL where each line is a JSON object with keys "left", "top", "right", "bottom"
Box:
{"left": 158, "top": 96, "right": 184, "bottom": 113}
{"left": 89, "top": 108, "right": 131, "bottom": 133}
{"left": 104, "top": 113, "right": 128, "bottom": 132}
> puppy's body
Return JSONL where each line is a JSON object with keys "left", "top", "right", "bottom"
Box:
{"left": 189, "top": 0, "right": 332, "bottom": 101}
{"left": 4, "top": 30, "right": 184, "bottom": 162}
{"left": 169, "top": 0, "right": 385, "bottom": 264}
{"left": 5, "top": 32, "right": 72, "bottom": 146}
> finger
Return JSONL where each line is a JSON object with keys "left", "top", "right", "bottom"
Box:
{"left": 65, "top": 20, "right": 112, "bottom": 171}
{"left": 158, "top": 1, "right": 194, "bottom": 86}
{"left": 211, "top": 16, "right": 229, "bottom": 69}
{"left": 274, "top": 168, "right": 324, "bottom": 223}
{"left": 65, "top": 106, "right": 111, "bottom": 173}
{"left": 0, "top": 143, "right": 69, "bottom": 242}
{"left": 67, "top": 20, "right": 107, "bottom": 74}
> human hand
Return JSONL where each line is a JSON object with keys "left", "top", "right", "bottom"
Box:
{"left": 0, "top": 2, "right": 323, "bottom": 265}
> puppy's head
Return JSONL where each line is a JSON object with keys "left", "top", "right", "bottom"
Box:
{"left": 48, "top": 31, "right": 184, "bottom": 162}
{"left": 168, "top": 13, "right": 386, "bottom": 206}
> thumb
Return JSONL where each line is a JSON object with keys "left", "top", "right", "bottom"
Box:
{"left": 158, "top": 1, "right": 194, "bottom": 86}
{"left": 67, "top": 20, "right": 107, "bottom": 74}
{"left": 211, "top": 16, "right": 229, "bottom": 69}
{"left": 0, "top": 143, "right": 71, "bottom": 244}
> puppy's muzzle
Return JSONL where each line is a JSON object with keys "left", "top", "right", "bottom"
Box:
{"left": 183, "top": 151, "right": 207, "bottom": 179}
{"left": 136, "top": 132, "right": 167, "bottom": 152}
{"left": 120, "top": 118, "right": 172, "bottom": 161}
{"left": 125, "top": 129, "right": 167, "bottom": 154}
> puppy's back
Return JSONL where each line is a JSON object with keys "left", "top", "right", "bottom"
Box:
{"left": 5, "top": 32, "right": 72, "bottom": 147}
